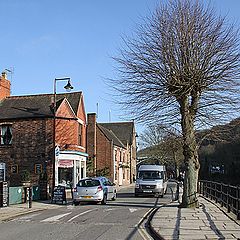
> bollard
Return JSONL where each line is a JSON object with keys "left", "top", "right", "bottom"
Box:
{"left": 176, "top": 182, "right": 180, "bottom": 201}
{"left": 29, "top": 187, "right": 32, "bottom": 208}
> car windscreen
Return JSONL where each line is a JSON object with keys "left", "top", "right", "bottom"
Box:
{"left": 77, "top": 179, "right": 100, "bottom": 187}
{"left": 138, "top": 171, "right": 163, "bottom": 180}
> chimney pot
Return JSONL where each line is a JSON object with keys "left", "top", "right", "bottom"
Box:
{"left": 1, "top": 71, "right": 7, "bottom": 79}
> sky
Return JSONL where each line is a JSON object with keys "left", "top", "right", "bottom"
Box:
{"left": 0, "top": 0, "right": 239, "bottom": 135}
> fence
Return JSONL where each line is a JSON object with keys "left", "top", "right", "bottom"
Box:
{"left": 199, "top": 180, "right": 240, "bottom": 220}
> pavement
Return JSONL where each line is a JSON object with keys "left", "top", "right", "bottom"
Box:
{"left": 150, "top": 191, "right": 240, "bottom": 240}
{"left": 1, "top": 187, "right": 240, "bottom": 240}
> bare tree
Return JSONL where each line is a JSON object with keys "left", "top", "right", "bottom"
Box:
{"left": 139, "top": 124, "right": 184, "bottom": 174}
{"left": 111, "top": 0, "right": 240, "bottom": 207}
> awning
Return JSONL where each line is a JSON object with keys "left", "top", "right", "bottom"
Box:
{"left": 58, "top": 160, "right": 73, "bottom": 168}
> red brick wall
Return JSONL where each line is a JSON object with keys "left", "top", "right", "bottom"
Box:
{"left": 0, "top": 75, "right": 10, "bottom": 100}
{"left": 87, "top": 113, "right": 97, "bottom": 172}
{"left": 0, "top": 118, "right": 53, "bottom": 186}
{"left": 56, "top": 98, "right": 87, "bottom": 150}
{"left": 96, "top": 126, "right": 113, "bottom": 181}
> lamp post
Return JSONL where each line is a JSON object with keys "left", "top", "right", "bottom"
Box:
{"left": 52, "top": 77, "right": 73, "bottom": 198}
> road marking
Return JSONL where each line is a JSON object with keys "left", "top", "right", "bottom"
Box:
{"left": 136, "top": 206, "right": 160, "bottom": 240}
{"left": 67, "top": 209, "right": 96, "bottom": 222}
{"left": 18, "top": 213, "right": 41, "bottom": 220}
{"left": 41, "top": 212, "right": 72, "bottom": 222}
{"left": 129, "top": 208, "right": 138, "bottom": 213}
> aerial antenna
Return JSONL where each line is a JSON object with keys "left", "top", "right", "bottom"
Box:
{"left": 4, "top": 67, "right": 14, "bottom": 81}
{"left": 96, "top": 103, "right": 99, "bottom": 119}
{"left": 109, "top": 110, "right": 111, "bottom": 122}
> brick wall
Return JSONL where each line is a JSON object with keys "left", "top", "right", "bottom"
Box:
{"left": 96, "top": 126, "right": 113, "bottom": 180}
{"left": 56, "top": 98, "right": 87, "bottom": 150}
{"left": 0, "top": 118, "right": 53, "bottom": 186}
{"left": 0, "top": 73, "right": 10, "bottom": 100}
{"left": 87, "top": 113, "right": 97, "bottom": 171}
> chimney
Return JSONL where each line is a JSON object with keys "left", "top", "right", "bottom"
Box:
{"left": 87, "top": 113, "right": 97, "bottom": 174}
{"left": 0, "top": 71, "right": 11, "bottom": 100}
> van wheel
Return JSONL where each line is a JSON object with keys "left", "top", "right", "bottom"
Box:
{"left": 101, "top": 194, "right": 107, "bottom": 205}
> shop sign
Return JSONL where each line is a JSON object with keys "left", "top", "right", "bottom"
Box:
{"left": 52, "top": 185, "right": 66, "bottom": 204}
{"left": 58, "top": 160, "right": 73, "bottom": 168}
{"left": 0, "top": 163, "right": 6, "bottom": 181}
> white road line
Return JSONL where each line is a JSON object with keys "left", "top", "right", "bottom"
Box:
{"left": 129, "top": 208, "right": 138, "bottom": 213}
{"left": 40, "top": 212, "right": 72, "bottom": 222}
{"left": 18, "top": 213, "right": 41, "bottom": 220}
{"left": 136, "top": 208, "right": 154, "bottom": 240}
{"left": 67, "top": 209, "right": 96, "bottom": 222}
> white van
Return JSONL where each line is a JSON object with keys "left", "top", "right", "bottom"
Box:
{"left": 134, "top": 165, "right": 167, "bottom": 197}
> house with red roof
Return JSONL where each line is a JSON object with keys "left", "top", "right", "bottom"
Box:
{"left": 0, "top": 72, "right": 87, "bottom": 197}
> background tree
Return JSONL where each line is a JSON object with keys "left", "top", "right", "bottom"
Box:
{"left": 138, "top": 124, "right": 184, "bottom": 176}
{"left": 111, "top": 0, "right": 240, "bottom": 207}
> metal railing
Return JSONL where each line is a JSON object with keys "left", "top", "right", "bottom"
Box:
{"left": 199, "top": 180, "right": 240, "bottom": 220}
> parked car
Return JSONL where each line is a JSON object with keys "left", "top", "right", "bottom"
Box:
{"left": 73, "top": 177, "right": 117, "bottom": 205}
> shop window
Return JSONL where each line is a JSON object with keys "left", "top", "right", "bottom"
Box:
{"left": 0, "top": 125, "right": 12, "bottom": 145}
{"left": 58, "top": 168, "right": 73, "bottom": 188}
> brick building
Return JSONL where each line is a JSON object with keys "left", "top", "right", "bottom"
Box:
{"left": 87, "top": 113, "right": 137, "bottom": 186}
{"left": 0, "top": 72, "right": 87, "bottom": 191}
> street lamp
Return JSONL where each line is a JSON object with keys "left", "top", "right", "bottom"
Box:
{"left": 52, "top": 77, "right": 73, "bottom": 198}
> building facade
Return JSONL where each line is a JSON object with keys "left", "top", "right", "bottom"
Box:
{"left": 87, "top": 113, "right": 137, "bottom": 186}
{"left": 0, "top": 72, "right": 87, "bottom": 193}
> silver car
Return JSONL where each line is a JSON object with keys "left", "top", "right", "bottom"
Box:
{"left": 73, "top": 177, "right": 117, "bottom": 205}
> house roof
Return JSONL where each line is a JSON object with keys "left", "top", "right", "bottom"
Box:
{"left": 0, "top": 92, "right": 82, "bottom": 120}
{"left": 98, "top": 122, "right": 135, "bottom": 146}
{"left": 97, "top": 124, "right": 126, "bottom": 148}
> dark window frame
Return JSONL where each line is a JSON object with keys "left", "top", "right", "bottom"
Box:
{"left": 0, "top": 124, "right": 12, "bottom": 145}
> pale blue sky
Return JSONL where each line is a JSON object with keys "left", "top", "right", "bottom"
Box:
{"left": 0, "top": 0, "right": 239, "bottom": 134}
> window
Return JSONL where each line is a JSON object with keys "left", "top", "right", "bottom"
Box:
{"left": 78, "top": 123, "right": 82, "bottom": 146}
{"left": 0, "top": 125, "right": 12, "bottom": 145}
{"left": 77, "top": 179, "right": 100, "bottom": 187}
{"left": 35, "top": 164, "right": 43, "bottom": 174}
{"left": 10, "top": 164, "right": 18, "bottom": 174}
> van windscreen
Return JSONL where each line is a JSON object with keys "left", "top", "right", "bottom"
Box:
{"left": 138, "top": 171, "right": 163, "bottom": 180}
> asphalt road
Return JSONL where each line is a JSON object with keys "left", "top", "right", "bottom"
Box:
{"left": 0, "top": 184, "right": 176, "bottom": 240}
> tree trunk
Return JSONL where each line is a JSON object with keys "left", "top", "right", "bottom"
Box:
{"left": 179, "top": 98, "right": 200, "bottom": 208}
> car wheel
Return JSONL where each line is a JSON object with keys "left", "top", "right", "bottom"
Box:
{"left": 112, "top": 192, "right": 117, "bottom": 201}
{"left": 101, "top": 194, "right": 107, "bottom": 205}
{"left": 73, "top": 201, "right": 80, "bottom": 206}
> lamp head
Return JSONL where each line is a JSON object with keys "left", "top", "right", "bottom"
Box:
{"left": 64, "top": 80, "right": 74, "bottom": 91}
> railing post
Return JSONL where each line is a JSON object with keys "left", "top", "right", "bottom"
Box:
{"left": 220, "top": 183, "right": 223, "bottom": 207}
{"left": 198, "top": 181, "right": 202, "bottom": 194}
{"left": 210, "top": 182, "right": 213, "bottom": 200}
{"left": 215, "top": 183, "right": 218, "bottom": 203}
{"left": 237, "top": 186, "right": 240, "bottom": 220}
{"left": 203, "top": 181, "right": 205, "bottom": 196}
{"left": 227, "top": 184, "right": 230, "bottom": 213}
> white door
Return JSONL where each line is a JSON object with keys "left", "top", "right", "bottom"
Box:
{"left": 119, "top": 167, "right": 123, "bottom": 186}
